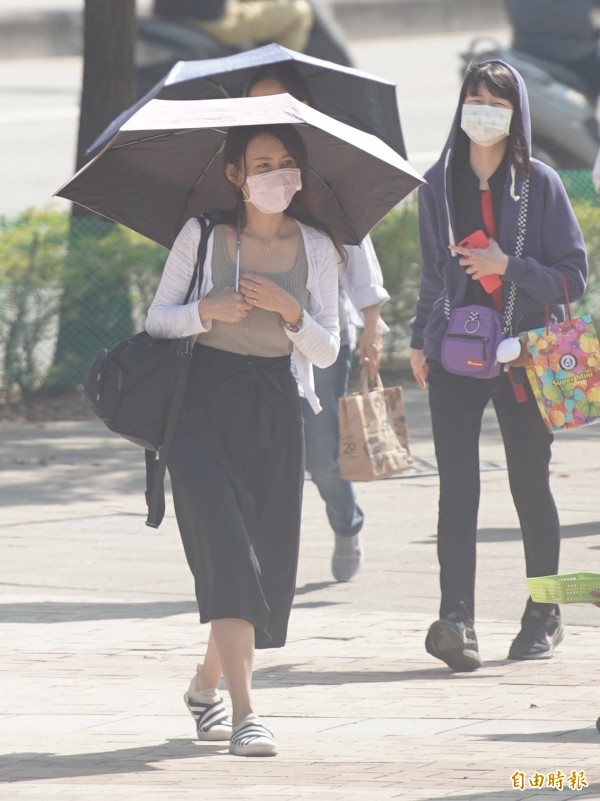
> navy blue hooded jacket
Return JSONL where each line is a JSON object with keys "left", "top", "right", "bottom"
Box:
{"left": 410, "top": 60, "right": 588, "bottom": 361}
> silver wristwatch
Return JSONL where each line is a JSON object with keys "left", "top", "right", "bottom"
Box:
{"left": 281, "top": 309, "right": 304, "bottom": 333}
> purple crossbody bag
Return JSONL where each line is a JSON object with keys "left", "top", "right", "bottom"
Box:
{"left": 440, "top": 178, "right": 529, "bottom": 378}
{"left": 441, "top": 305, "right": 505, "bottom": 378}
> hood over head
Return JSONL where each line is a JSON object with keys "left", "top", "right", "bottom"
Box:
{"left": 440, "top": 59, "right": 531, "bottom": 167}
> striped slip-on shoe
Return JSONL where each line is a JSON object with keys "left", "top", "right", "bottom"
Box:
{"left": 229, "top": 713, "right": 277, "bottom": 757}
{"left": 183, "top": 677, "right": 232, "bottom": 741}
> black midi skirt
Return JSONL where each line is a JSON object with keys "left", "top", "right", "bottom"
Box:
{"left": 167, "top": 343, "right": 304, "bottom": 648}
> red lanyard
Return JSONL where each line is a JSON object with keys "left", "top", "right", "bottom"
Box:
{"left": 481, "top": 189, "right": 503, "bottom": 312}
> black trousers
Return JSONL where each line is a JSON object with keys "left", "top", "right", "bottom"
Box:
{"left": 427, "top": 359, "right": 560, "bottom": 623}
{"left": 168, "top": 344, "right": 304, "bottom": 649}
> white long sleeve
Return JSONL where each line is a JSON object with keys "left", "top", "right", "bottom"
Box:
{"left": 341, "top": 236, "right": 390, "bottom": 311}
{"left": 145, "top": 219, "right": 214, "bottom": 339}
{"left": 145, "top": 217, "right": 340, "bottom": 412}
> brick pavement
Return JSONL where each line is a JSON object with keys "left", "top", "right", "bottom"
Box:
{"left": 0, "top": 389, "right": 599, "bottom": 800}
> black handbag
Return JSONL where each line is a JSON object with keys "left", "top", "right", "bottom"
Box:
{"left": 84, "top": 215, "right": 215, "bottom": 528}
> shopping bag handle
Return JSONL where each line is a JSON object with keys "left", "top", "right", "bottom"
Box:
{"left": 360, "top": 365, "right": 384, "bottom": 393}
{"left": 545, "top": 273, "right": 572, "bottom": 329}
{"left": 562, "top": 274, "right": 573, "bottom": 323}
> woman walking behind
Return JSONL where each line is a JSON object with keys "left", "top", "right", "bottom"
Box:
{"left": 146, "top": 124, "right": 341, "bottom": 754}
{"left": 410, "top": 60, "right": 588, "bottom": 672}
{"left": 245, "top": 63, "right": 390, "bottom": 582}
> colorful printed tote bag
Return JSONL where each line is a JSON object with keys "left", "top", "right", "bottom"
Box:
{"left": 520, "top": 313, "right": 600, "bottom": 432}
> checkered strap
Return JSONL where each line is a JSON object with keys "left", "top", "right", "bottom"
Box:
{"left": 501, "top": 177, "right": 529, "bottom": 334}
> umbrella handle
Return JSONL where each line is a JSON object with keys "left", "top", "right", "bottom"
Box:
{"left": 235, "top": 212, "right": 241, "bottom": 292}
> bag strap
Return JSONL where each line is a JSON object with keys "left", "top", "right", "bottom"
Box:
{"left": 444, "top": 177, "right": 530, "bottom": 335}
{"left": 501, "top": 177, "right": 529, "bottom": 334}
{"left": 145, "top": 215, "right": 214, "bottom": 529}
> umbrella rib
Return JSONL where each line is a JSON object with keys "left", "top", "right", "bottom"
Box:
{"left": 192, "top": 145, "right": 223, "bottom": 191}
{"left": 203, "top": 78, "right": 232, "bottom": 98}
{"left": 309, "top": 167, "right": 360, "bottom": 243}
{"left": 110, "top": 130, "right": 190, "bottom": 150}
{"left": 178, "top": 141, "right": 226, "bottom": 232}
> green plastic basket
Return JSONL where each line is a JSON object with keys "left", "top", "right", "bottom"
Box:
{"left": 527, "top": 572, "right": 600, "bottom": 604}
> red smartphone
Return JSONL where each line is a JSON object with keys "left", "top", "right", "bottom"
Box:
{"left": 457, "top": 229, "right": 502, "bottom": 293}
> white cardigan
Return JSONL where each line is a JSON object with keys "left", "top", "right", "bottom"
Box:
{"left": 145, "top": 218, "right": 341, "bottom": 413}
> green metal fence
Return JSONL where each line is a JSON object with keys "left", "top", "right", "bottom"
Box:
{"left": 0, "top": 170, "right": 598, "bottom": 410}
{"left": 0, "top": 210, "right": 165, "bottom": 405}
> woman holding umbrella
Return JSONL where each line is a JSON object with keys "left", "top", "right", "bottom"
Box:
{"left": 146, "top": 123, "right": 342, "bottom": 756}
{"left": 56, "top": 80, "right": 422, "bottom": 756}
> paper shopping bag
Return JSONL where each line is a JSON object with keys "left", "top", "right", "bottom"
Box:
{"left": 519, "top": 314, "right": 600, "bottom": 432}
{"left": 339, "top": 371, "right": 412, "bottom": 481}
{"left": 382, "top": 382, "right": 411, "bottom": 453}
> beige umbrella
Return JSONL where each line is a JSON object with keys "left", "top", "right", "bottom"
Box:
{"left": 55, "top": 92, "right": 424, "bottom": 249}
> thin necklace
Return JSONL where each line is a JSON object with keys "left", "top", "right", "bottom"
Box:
{"left": 245, "top": 221, "right": 284, "bottom": 252}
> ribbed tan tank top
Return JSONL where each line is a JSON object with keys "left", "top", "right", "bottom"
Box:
{"left": 198, "top": 225, "right": 309, "bottom": 357}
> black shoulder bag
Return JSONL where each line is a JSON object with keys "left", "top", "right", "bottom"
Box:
{"left": 84, "top": 216, "right": 215, "bottom": 528}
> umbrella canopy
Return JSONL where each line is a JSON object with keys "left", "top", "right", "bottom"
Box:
{"left": 56, "top": 93, "right": 423, "bottom": 250}
{"left": 87, "top": 43, "right": 406, "bottom": 159}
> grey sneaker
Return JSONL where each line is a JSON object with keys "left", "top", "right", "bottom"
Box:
{"left": 331, "top": 533, "right": 363, "bottom": 582}
{"left": 425, "top": 612, "right": 483, "bottom": 672}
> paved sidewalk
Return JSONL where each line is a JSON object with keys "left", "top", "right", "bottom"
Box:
{"left": 0, "top": 388, "right": 599, "bottom": 800}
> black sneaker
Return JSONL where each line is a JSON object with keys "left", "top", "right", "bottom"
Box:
{"left": 507, "top": 602, "right": 564, "bottom": 660}
{"left": 425, "top": 612, "right": 483, "bottom": 672}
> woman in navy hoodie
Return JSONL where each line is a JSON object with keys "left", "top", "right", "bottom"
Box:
{"left": 410, "top": 60, "right": 588, "bottom": 672}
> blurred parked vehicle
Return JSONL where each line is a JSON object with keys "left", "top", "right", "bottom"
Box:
{"left": 136, "top": 0, "right": 353, "bottom": 100}
{"left": 461, "top": 37, "right": 599, "bottom": 169}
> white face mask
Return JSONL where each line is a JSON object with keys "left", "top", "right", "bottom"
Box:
{"left": 461, "top": 104, "right": 513, "bottom": 147}
{"left": 243, "top": 168, "right": 302, "bottom": 214}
